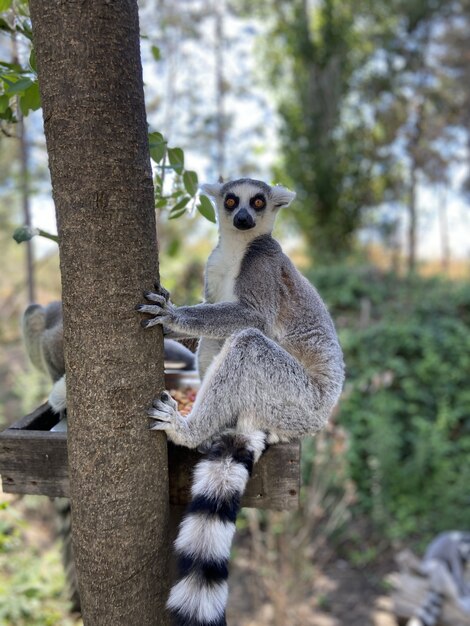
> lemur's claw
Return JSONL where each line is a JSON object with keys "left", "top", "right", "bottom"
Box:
{"left": 143, "top": 292, "right": 167, "bottom": 306}
{"left": 137, "top": 303, "right": 166, "bottom": 315}
{"left": 147, "top": 406, "right": 172, "bottom": 422}
{"left": 153, "top": 283, "right": 170, "bottom": 301}
{"left": 151, "top": 391, "right": 178, "bottom": 412}
{"left": 149, "top": 421, "right": 171, "bottom": 431}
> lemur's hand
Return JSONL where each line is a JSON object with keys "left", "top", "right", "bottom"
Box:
{"left": 136, "top": 284, "right": 177, "bottom": 329}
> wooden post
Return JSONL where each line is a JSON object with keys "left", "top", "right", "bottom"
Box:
{"left": 29, "top": 2, "right": 170, "bottom": 624}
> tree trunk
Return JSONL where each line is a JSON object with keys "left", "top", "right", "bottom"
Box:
{"left": 408, "top": 165, "right": 418, "bottom": 274}
{"left": 29, "top": 2, "right": 170, "bottom": 624}
{"left": 438, "top": 186, "right": 450, "bottom": 274}
{"left": 18, "top": 113, "right": 35, "bottom": 304}
{"left": 12, "top": 35, "right": 35, "bottom": 304}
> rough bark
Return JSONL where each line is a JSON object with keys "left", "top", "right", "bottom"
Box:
{"left": 29, "top": 2, "right": 170, "bottom": 624}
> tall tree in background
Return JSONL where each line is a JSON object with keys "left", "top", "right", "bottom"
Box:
{"left": 441, "top": 0, "right": 470, "bottom": 191}
{"left": 30, "top": 1, "right": 170, "bottom": 623}
{"left": 363, "top": 0, "right": 459, "bottom": 272}
{"left": 254, "top": 0, "right": 462, "bottom": 265}
{"left": 254, "top": 0, "right": 391, "bottom": 261}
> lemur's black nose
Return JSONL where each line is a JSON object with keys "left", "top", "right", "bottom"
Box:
{"left": 233, "top": 208, "right": 255, "bottom": 230}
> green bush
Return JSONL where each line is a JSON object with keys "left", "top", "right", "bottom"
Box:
{"left": 308, "top": 265, "right": 470, "bottom": 541}
{"left": 0, "top": 499, "right": 78, "bottom": 626}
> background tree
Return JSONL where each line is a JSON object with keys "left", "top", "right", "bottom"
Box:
{"left": 360, "top": 0, "right": 460, "bottom": 272}
{"left": 249, "top": 0, "right": 391, "bottom": 262}
{"left": 248, "top": 0, "right": 463, "bottom": 266}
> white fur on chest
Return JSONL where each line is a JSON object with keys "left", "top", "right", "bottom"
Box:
{"left": 206, "top": 239, "right": 247, "bottom": 303}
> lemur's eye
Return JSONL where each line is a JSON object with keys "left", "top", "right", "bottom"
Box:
{"left": 224, "top": 195, "right": 238, "bottom": 210}
{"left": 251, "top": 195, "right": 266, "bottom": 210}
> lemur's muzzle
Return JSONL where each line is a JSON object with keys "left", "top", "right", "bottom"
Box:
{"left": 233, "top": 208, "right": 255, "bottom": 230}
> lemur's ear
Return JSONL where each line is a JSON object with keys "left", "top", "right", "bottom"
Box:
{"left": 200, "top": 183, "right": 223, "bottom": 199}
{"left": 270, "top": 185, "right": 296, "bottom": 209}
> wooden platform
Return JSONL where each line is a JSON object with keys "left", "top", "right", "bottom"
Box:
{"left": 0, "top": 403, "right": 300, "bottom": 510}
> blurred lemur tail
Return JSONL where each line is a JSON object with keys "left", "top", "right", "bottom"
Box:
{"left": 167, "top": 431, "right": 268, "bottom": 626}
{"left": 49, "top": 375, "right": 67, "bottom": 413}
{"left": 22, "top": 304, "right": 47, "bottom": 373}
{"left": 408, "top": 590, "right": 444, "bottom": 626}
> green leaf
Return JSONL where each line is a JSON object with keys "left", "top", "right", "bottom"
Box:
{"left": 151, "top": 45, "right": 161, "bottom": 61}
{"left": 168, "top": 207, "right": 187, "bottom": 220}
{"left": 148, "top": 131, "right": 166, "bottom": 163}
{"left": 155, "top": 197, "right": 168, "bottom": 209}
{"left": 0, "top": 18, "right": 13, "bottom": 33}
{"left": 0, "top": 94, "right": 9, "bottom": 113}
{"left": 183, "top": 170, "right": 198, "bottom": 196}
{"left": 19, "top": 82, "right": 41, "bottom": 115}
{"left": 5, "top": 77, "right": 33, "bottom": 95}
{"left": 167, "top": 147, "right": 184, "bottom": 174}
{"left": 13, "top": 225, "right": 39, "bottom": 243}
{"left": 0, "top": 0, "right": 12, "bottom": 11}
{"left": 167, "top": 237, "right": 181, "bottom": 257}
{"left": 13, "top": 226, "right": 59, "bottom": 244}
{"left": 29, "top": 48, "right": 37, "bottom": 73}
{"left": 170, "top": 196, "right": 191, "bottom": 213}
{"left": 197, "top": 195, "right": 217, "bottom": 223}
{"left": 0, "top": 60, "right": 23, "bottom": 71}
{"left": 0, "top": 106, "right": 14, "bottom": 122}
{"left": 16, "top": 20, "right": 33, "bottom": 40}
{"left": 0, "top": 75, "right": 14, "bottom": 86}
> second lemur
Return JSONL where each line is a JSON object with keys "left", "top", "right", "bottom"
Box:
{"left": 22, "top": 303, "right": 196, "bottom": 414}
{"left": 137, "top": 178, "right": 345, "bottom": 626}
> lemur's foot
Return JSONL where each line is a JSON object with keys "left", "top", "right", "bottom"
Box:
{"left": 265, "top": 432, "right": 290, "bottom": 444}
{"left": 148, "top": 391, "right": 178, "bottom": 423}
{"left": 136, "top": 288, "right": 175, "bottom": 329}
{"left": 147, "top": 392, "right": 189, "bottom": 445}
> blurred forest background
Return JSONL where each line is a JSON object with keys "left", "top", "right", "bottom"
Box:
{"left": 1, "top": 0, "right": 470, "bottom": 624}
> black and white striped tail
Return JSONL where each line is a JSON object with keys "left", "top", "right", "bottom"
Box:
{"left": 409, "top": 590, "right": 444, "bottom": 626}
{"left": 167, "top": 431, "right": 268, "bottom": 626}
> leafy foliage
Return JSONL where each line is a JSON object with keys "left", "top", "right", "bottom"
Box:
{"left": 149, "top": 130, "right": 215, "bottom": 224}
{"left": 0, "top": 5, "right": 40, "bottom": 123}
{"left": 309, "top": 265, "right": 470, "bottom": 540}
{"left": 0, "top": 499, "right": 79, "bottom": 626}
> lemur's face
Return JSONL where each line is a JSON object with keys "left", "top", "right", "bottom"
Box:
{"left": 200, "top": 178, "right": 296, "bottom": 235}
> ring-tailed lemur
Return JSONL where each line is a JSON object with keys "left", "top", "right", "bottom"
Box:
{"left": 136, "top": 178, "right": 345, "bottom": 626}
{"left": 22, "top": 301, "right": 196, "bottom": 413}
{"left": 408, "top": 532, "right": 470, "bottom": 626}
